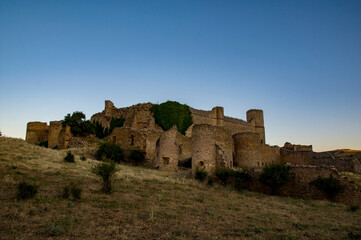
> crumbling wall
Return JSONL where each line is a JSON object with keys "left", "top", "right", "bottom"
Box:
{"left": 280, "top": 148, "right": 313, "bottom": 165}
{"left": 26, "top": 122, "right": 48, "bottom": 145}
{"left": 189, "top": 107, "right": 256, "bottom": 136}
{"left": 246, "top": 109, "right": 265, "bottom": 144}
{"left": 192, "top": 124, "right": 233, "bottom": 175}
{"left": 245, "top": 165, "right": 361, "bottom": 205}
{"left": 153, "top": 127, "right": 192, "bottom": 171}
{"left": 91, "top": 101, "right": 161, "bottom": 131}
{"left": 58, "top": 125, "right": 72, "bottom": 149}
{"left": 155, "top": 128, "right": 179, "bottom": 171}
{"left": 284, "top": 142, "right": 313, "bottom": 151}
{"left": 233, "top": 132, "right": 280, "bottom": 168}
{"left": 48, "top": 121, "right": 63, "bottom": 149}
{"left": 109, "top": 127, "right": 162, "bottom": 161}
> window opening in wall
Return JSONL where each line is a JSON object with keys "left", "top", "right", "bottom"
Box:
{"left": 155, "top": 138, "right": 160, "bottom": 157}
{"left": 261, "top": 140, "right": 263, "bottom": 144}
{"left": 162, "top": 157, "right": 170, "bottom": 165}
{"left": 130, "top": 135, "right": 134, "bottom": 146}
{"left": 198, "top": 161, "right": 204, "bottom": 167}
{"left": 178, "top": 145, "right": 182, "bottom": 155}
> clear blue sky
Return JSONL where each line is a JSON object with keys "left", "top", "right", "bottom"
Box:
{"left": 1, "top": 0, "right": 360, "bottom": 151}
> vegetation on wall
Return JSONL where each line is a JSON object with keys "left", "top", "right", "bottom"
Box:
{"left": 94, "top": 117, "right": 125, "bottom": 139}
{"left": 312, "top": 175, "right": 344, "bottom": 201}
{"left": 62, "top": 111, "right": 94, "bottom": 137}
{"left": 151, "top": 101, "right": 193, "bottom": 135}
{"left": 259, "top": 163, "right": 293, "bottom": 194}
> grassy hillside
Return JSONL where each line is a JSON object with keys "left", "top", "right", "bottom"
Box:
{"left": 0, "top": 137, "right": 360, "bottom": 240}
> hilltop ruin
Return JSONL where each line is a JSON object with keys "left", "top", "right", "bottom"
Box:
{"left": 25, "top": 100, "right": 361, "bottom": 175}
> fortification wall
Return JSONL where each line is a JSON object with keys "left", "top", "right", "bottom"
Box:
{"left": 280, "top": 148, "right": 313, "bottom": 165}
{"left": 48, "top": 121, "right": 63, "bottom": 149}
{"left": 245, "top": 165, "right": 361, "bottom": 205}
{"left": 280, "top": 149, "right": 360, "bottom": 173}
{"left": 192, "top": 124, "right": 233, "bottom": 175}
{"left": 233, "top": 132, "right": 280, "bottom": 168}
{"left": 284, "top": 142, "right": 313, "bottom": 151}
{"left": 246, "top": 109, "right": 265, "bottom": 144}
{"left": 190, "top": 107, "right": 256, "bottom": 136}
{"left": 26, "top": 122, "right": 48, "bottom": 145}
{"left": 91, "top": 101, "right": 161, "bottom": 131}
{"left": 109, "top": 127, "right": 162, "bottom": 161}
{"left": 155, "top": 128, "right": 179, "bottom": 171}
{"left": 58, "top": 125, "right": 72, "bottom": 149}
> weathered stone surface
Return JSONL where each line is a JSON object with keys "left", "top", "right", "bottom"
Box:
{"left": 245, "top": 165, "right": 361, "bottom": 205}
{"left": 192, "top": 124, "right": 233, "bottom": 175}
{"left": 26, "top": 122, "right": 48, "bottom": 145}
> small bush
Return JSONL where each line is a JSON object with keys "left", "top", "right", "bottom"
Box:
{"left": 349, "top": 205, "right": 359, "bottom": 212}
{"left": 95, "top": 142, "right": 124, "bottom": 163}
{"left": 129, "top": 149, "right": 146, "bottom": 165}
{"left": 62, "top": 183, "right": 82, "bottom": 200}
{"left": 215, "top": 168, "right": 233, "bottom": 185}
{"left": 233, "top": 170, "right": 251, "bottom": 191}
{"left": 207, "top": 178, "right": 214, "bottom": 186}
{"left": 17, "top": 182, "right": 38, "bottom": 200}
{"left": 91, "top": 160, "right": 117, "bottom": 194}
{"left": 80, "top": 156, "right": 86, "bottom": 161}
{"left": 312, "top": 175, "right": 344, "bottom": 201}
{"left": 195, "top": 168, "right": 208, "bottom": 182}
{"left": 64, "top": 151, "right": 75, "bottom": 163}
{"left": 259, "top": 163, "right": 293, "bottom": 194}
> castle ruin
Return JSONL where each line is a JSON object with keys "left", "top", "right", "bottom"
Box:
{"left": 25, "top": 100, "right": 361, "bottom": 175}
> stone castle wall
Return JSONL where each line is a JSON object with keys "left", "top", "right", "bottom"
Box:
{"left": 26, "top": 122, "right": 48, "bottom": 145}
{"left": 192, "top": 124, "right": 233, "bottom": 175}
{"left": 245, "top": 165, "right": 361, "bottom": 205}
{"left": 233, "top": 132, "right": 280, "bottom": 168}
{"left": 48, "top": 121, "right": 63, "bottom": 149}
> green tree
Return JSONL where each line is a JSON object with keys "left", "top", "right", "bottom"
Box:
{"left": 62, "top": 111, "right": 94, "bottom": 137}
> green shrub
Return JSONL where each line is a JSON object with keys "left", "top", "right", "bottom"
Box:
{"left": 91, "top": 160, "right": 117, "bottom": 193}
{"left": 80, "top": 156, "right": 86, "bottom": 161}
{"left": 349, "top": 205, "right": 359, "bottom": 212}
{"left": 64, "top": 151, "right": 75, "bottom": 163}
{"left": 195, "top": 168, "right": 208, "bottom": 182}
{"left": 151, "top": 101, "right": 193, "bottom": 135}
{"left": 232, "top": 169, "right": 251, "bottom": 191}
{"left": 207, "top": 178, "right": 214, "bottom": 186}
{"left": 129, "top": 149, "right": 146, "bottom": 165}
{"left": 62, "top": 183, "right": 82, "bottom": 200}
{"left": 95, "top": 142, "right": 124, "bottom": 163}
{"left": 17, "top": 182, "right": 38, "bottom": 200}
{"left": 312, "top": 175, "right": 344, "bottom": 201}
{"left": 215, "top": 168, "right": 233, "bottom": 185}
{"left": 37, "top": 141, "right": 48, "bottom": 148}
{"left": 259, "top": 163, "right": 293, "bottom": 194}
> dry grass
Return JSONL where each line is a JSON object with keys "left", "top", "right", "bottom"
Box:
{"left": 0, "top": 137, "right": 360, "bottom": 240}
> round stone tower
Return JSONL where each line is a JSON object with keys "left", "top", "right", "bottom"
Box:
{"left": 246, "top": 109, "right": 265, "bottom": 144}
{"left": 233, "top": 132, "right": 261, "bottom": 167}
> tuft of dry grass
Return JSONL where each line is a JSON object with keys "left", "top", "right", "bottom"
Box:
{"left": 0, "top": 137, "right": 360, "bottom": 239}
